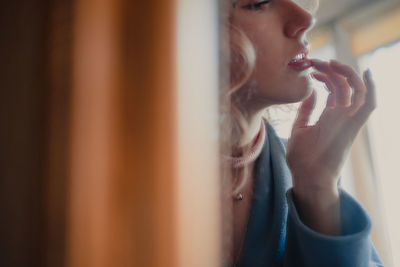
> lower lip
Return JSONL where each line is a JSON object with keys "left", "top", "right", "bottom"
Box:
{"left": 288, "top": 58, "right": 313, "bottom": 71}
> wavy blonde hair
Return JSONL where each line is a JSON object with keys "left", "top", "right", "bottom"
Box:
{"left": 218, "top": 4, "right": 259, "bottom": 263}
{"left": 219, "top": 7, "right": 259, "bottom": 197}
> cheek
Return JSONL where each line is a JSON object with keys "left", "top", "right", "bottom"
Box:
{"left": 253, "top": 47, "right": 281, "bottom": 79}
{"left": 251, "top": 30, "right": 286, "bottom": 69}
{"left": 252, "top": 42, "right": 286, "bottom": 86}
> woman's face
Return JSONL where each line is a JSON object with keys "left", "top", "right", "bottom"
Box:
{"left": 230, "top": 0, "right": 318, "bottom": 111}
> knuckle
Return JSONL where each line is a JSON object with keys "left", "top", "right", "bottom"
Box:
{"left": 348, "top": 70, "right": 359, "bottom": 79}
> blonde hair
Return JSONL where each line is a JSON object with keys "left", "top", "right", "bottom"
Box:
{"left": 219, "top": 8, "right": 260, "bottom": 192}
{"left": 227, "top": 24, "right": 256, "bottom": 142}
{"left": 218, "top": 6, "right": 259, "bottom": 263}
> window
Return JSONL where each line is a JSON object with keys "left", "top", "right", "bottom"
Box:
{"left": 358, "top": 40, "right": 400, "bottom": 267}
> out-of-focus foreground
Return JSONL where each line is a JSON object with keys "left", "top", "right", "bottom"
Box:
{"left": 0, "top": 0, "right": 221, "bottom": 266}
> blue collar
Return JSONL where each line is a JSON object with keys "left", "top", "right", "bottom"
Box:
{"left": 241, "top": 123, "right": 292, "bottom": 266}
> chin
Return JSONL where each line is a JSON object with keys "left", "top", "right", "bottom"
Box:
{"left": 244, "top": 76, "right": 313, "bottom": 106}
{"left": 278, "top": 78, "right": 313, "bottom": 104}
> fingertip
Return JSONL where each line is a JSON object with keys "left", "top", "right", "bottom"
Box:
{"left": 363, "top": 69, "right": 368, "bottom": 82}
{"left": 310, "top": 59, "right": 329, "bottom": 68}
{"left": 298, "top": 90, "right": 316, "bottom": 115}
{"left": 310, "top": 58, "right": 324, "bottom": 64}
{"left": 364, "top": 68, "right": 375, "bottom": 86}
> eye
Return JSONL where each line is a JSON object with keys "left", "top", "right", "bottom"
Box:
{"left": 243, "top": 0, "right": 272, "bottom": 10}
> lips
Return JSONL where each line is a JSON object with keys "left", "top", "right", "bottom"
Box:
{"left": 288, "top": 49, "right": 313, "bottom": 71}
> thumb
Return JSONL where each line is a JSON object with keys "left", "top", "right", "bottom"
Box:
{"left": 293, "top": 90, "right": 316, "bottom": 129}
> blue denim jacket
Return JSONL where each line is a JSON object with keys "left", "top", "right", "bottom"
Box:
{"left": 240, "top": 123, "right": 384, "bottom": 267}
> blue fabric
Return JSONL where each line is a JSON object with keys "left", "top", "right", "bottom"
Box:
{"left": 240, "top": 123, "right": 384, "bottom": 267}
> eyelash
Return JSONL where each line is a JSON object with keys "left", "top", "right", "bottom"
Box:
{"left": 243, "top": 0, "right": 272, "bottom": 10}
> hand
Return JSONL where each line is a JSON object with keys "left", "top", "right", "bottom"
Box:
{"left": 285, "top": 60, "right": 376, "bottom": 235}
{"left": 287, "top": 59, "right": 376, "bottom": 192}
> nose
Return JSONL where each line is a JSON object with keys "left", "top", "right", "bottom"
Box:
{"left": 283, "top": 1, "right": 315, "bottom": 39}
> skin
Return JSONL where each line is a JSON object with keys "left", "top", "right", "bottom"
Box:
{"left": 228, "top": 0, "right": 376, "bottom": 264}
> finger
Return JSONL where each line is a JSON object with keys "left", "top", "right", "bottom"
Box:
{"left": 311, "top": 59, "right": 330, "bottom": 72}
{"left": 343, "top": 70, "right": 377, "bottom": 134}
{"left": 312, "top": 59, "right": 351, "bottom": 107}
{"left": 293, "top": 90, "right": 316, "bottom": 129}
{"left": 330, "top": 60, "right": 367, "bottom": 115}
{"left": 364, "top": 69, "right": 377, "bottom": 108}
{"left": 355, "top": 69, "right": 377, "bottom": 121}
{"left": 311, "top": 72, "right": 336, "bottom": 107}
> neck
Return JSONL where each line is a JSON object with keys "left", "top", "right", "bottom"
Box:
{"left": 231, "top": 111, "right": 265, "bottom": 157}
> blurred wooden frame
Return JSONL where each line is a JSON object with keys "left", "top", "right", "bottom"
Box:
{"left": 67, "top": 0, "right": 172, "bottom": 266}
{"left": 0, "top": 0, "right": 224, "bottom": 266}
{"left": 67, "top": 0, "right": 221, "bottom": 267}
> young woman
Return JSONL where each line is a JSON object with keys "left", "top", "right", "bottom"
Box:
{"left": 222, "top": 0, "right": 384, "bottom": 266}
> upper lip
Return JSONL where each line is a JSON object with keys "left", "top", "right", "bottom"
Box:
{"left": 289, "top": 47, "right": 310, "bottom": 64}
